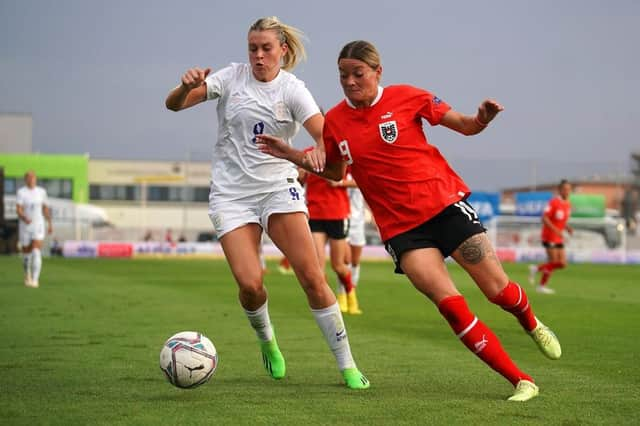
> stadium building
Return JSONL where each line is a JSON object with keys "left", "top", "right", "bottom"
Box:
{"left": 88, "top": 158, "right": 212, "bottom": 242}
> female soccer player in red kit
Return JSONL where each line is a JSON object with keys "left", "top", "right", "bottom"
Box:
{"left": 305, "top": 171, "right": 361, "bottom": 314}
{"left": 529, "top": 180, "right": 573, "bottom": 294}
{"left": 257, "top": 40, "right": 561, "bottom": 401}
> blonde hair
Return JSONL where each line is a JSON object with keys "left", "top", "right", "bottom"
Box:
{"left": 338, "top": 40, "right": 381, "bottom": 70}
{"left": 249, "top": 16, "right": 306, "bottom": 71}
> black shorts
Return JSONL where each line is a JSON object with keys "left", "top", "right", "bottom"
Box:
{"left": 542, "top": 241, "right": 564, "bottom": 249}
{"left": 384, "top": 200, "right": 486, "bottom": 274}
{"left": 309, "top": 218, "right": 350, "bottom": 240}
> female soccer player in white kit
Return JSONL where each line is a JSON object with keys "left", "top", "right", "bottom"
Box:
{"left": 16, "top": 170, "right": 52, "bottom": 288}
{"left": 164, "top": 17, "right": 368, "bottom": 389}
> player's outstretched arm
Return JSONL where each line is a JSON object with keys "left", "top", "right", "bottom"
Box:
{"left": 165, "top": 67, "right": 211, "bottom": 111}
{"left": 256, "top": 134, "right": 345, "bottom": 180}
{"left": 440, "top": 99, "right": 504, "bottom": 136}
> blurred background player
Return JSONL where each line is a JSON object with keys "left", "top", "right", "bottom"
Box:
{"left": 529, "top": 179, "right": 573, "bottom": 294}
{"left": 333, "top": 172, "right": 366, "bottom": 311}
{"left": 277, "top": 256, "right": 293, "bottom": 274}
{"left": 16, "top": 170, "right": 53, "bottom": 288}
{"left": 164, "top": 17, "right": 368, "bottom": 389}
{"left": 306, "top": 170, "right": 362, "bottom": 315}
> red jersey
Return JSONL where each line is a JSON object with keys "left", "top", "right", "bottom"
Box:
{"left": 541, "top": 196, "right": 571, "bottom": 243}
{"left": 305, "top": 172, "right": 350, "bottom": 220}
{"left": 324, "top": 85, "right": 470, "bottom": 241}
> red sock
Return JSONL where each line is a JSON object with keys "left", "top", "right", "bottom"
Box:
{"left": 438, "top": 296, "right": 532, "bottom": 386}
{"left": 337, "top": 271, "right": 354, "bottom": 293}
{"left": 279, "top": 257, "right": 290, "bottom": 268}
{"left": 538, "top": 263, "right": 555, "bottom": 285}
{"left": 538, "top": 262, "right": 554, "bottom": 273}
{"left": 541, "top": 262, "right": 565, "bottom": 285}
{"left": 490, "top": 282, "right": 537, "bottom": 331}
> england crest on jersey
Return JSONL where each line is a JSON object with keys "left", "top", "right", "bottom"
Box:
{"left": 379, "top": 120, "right": 398, "bottom": 144}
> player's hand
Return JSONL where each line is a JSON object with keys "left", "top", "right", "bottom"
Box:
{"left": 255, "top": 134, "right": 292, "bottom": 159}
{"left": 47, "top": 224, "right": 53, "bottom": 235}
{"left": 304, "top": 145, "right": 325, "bottom": 173}
{"left": 181, "top": 67, "right": 211, "bottom": 90}
{"left": 477, "top": 99, "right": 504, "bottom": 124}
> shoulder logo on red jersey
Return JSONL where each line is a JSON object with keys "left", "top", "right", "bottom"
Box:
{"left": 379, "top": 120, "right": 398, "bottom": 144}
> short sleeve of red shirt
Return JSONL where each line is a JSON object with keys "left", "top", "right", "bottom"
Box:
{"left": 323, "top": 119, "right": 343, "bottom": 165}
{"left": 414, "top": 89, "right": 451, "bottom": 126}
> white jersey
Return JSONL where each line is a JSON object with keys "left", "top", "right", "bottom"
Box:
{"left": 205, "top": 63, "right": 320, "bottom": 202}
{"left": 17, "top": 186, "right": 48, "bottom": 227}
{"left": 17, "top": 185, "right": 49, "bottom": 244}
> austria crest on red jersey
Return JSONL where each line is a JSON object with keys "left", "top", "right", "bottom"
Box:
{"left": 379, "top": 120, "right": 398, "bottom": 144}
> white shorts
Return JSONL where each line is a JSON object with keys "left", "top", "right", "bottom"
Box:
{"left": 348, "top": 189, "right": 366, "bottom": 247}
{"left": 19, "top": 222, "right": 46, "bottom": 247}
{"left": 208, "top": 184, "right": 308, "bottom": 239}
{"left": 348, "top": 219, "right": 366, "bottom": 247}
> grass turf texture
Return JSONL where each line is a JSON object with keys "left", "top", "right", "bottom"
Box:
{"left": 1, "top": 257, "right": 638, "bottom": 425}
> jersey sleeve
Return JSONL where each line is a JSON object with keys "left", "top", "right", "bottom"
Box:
{"left": 323, "top": 118, "right": 342, "bottom": 164}
{"left": 286, "top": 79, "right": 321, "bottom": 125}
{"left": 413, "top": 86, "right": 452, "bottom": 126}
{"left": 205, "top": 64, "right": 236, "bottom": 101}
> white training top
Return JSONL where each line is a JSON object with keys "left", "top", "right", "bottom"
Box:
{"left": 205, "top": 63, "right": 320, "bottom": 201}
{"left": 16, "top": 186, "right": 48, "bottom": 228}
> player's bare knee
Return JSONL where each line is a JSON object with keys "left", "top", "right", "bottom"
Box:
{"left": 296, "top": 271, "right": 326, "bottom": 296}
{"left": 237, "top": 287, "right": 267, "bottom": 309}
{"left": 236, "top": 277, "right": 265, "bottom": 298}
{"left": 302, "top": 285, "right": 327, "bottom": 303}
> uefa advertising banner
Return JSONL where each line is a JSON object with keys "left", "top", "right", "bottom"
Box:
{"left": 515, "top": 191, "right": 553, "bottom": 216}
{"left": 569, "top": 194, "right": 605, "bottom": 218}
{"left": 467, "top": 192, "right": 500, "bottom": 222}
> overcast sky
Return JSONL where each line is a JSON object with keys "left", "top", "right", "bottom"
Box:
{"left": 1, "top": 0, "right": 638, "bottom": 191}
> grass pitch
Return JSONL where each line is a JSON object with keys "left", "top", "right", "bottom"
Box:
{"left": 0, "top": 257, "right": 638, "bottom": 425}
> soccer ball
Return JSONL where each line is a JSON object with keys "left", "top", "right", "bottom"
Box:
{"left": 159, "top": 331, "right": 218, "bottom": 389}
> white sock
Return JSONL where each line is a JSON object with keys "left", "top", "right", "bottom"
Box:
{"left": 351, "top": 264, "right": 360, "bottom": 287}
{"left": 31, "top": 248, "right": 42, "bottom": 281}
{"left": 311, "top": 302, "right": 356, "bottom": 371}
{"left": 23, "top": 253, "right": 32, "bottom": 278}
{"left": 335, "top": 279, "right": 346, "bottom": 295}
{"left": 244, "top": 300, "right": 274, "bottom": 343}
